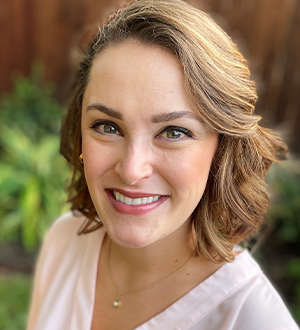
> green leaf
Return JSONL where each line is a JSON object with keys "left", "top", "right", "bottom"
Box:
{"left": 285, "top": 259, "right": 300, "bottom": 278}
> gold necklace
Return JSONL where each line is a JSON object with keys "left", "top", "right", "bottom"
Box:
{"left": 107, "top": 239, "right": 194, "bottom": 308}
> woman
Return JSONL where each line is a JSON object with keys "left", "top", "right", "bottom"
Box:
{"left": 27, "top": 0, "right": 298, "bottom": 329}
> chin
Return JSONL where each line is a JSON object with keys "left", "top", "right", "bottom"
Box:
{"left": 105, "top": 224, "right": 160, "bottom": 249}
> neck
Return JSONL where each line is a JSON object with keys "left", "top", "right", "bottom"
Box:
{"left": 106, "top": 223, "right": 196, "bottom": 291}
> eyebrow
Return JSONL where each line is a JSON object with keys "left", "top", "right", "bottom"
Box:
{"left": 86, "top": 103, "right": 123, "bottom": 120}
{"left": 151, "top": 111, "right": 201, "bottom": 123}
{"left": 86, "top": 103, "right": 201, "bottom": 123}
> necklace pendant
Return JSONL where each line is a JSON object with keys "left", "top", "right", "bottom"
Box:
{"left": 113, "top": 293, "right": 122, "bottom": 308}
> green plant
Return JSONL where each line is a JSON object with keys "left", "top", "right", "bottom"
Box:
{"left": 0, "top": 63, "right": 63, "bottom": 142}
{"left": 263, "top": 160, "right": 300, "bottom": 324}
{"left": 0, "top": 65, "right": 70, "bottom": 251}
{"left": 0, "top": 273, "right": 32, "bottom": 330}
{"left": 285, "top": 258, "right": 300, "bottom": 321}
{"left": 0, "top": 125, "right": 70, "bottom": 251}
{"left": 267, "top": 160, "right": 300, "bottom": 242}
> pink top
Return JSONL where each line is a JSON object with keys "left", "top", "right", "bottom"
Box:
{"left": 27, "top": 212, "right": 299, "bottom": 330}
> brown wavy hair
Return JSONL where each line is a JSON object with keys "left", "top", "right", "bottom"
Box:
{"left": 60, "top": 0, "right": 287, "bottom": 262}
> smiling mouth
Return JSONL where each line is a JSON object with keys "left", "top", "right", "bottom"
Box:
{"left": 113, "top": 191, "right": 161, "bottom": 206}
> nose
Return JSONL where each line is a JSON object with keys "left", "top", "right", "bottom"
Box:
{"left": 114, "top": 140, "right": 154, "bottom": 185}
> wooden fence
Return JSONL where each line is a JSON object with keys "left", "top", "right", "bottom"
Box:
{"left": 0, "top": 0, "right": 299, "bottom": 152}
{"left": 201, "top": 0, "right": 300, "bottom": 153}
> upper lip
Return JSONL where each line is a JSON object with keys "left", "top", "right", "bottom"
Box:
{"left": 108, "top": 188, "right": 164, "bottom": 198}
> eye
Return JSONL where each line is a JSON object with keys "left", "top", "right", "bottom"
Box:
{"left": 165, "top": 129, "right": 184, "bottom": 139}
{"left": 90, "top": 121, "right": 122, "bottom": 135}
{"left": 158, "top": 126, "right": 194, "bottom": 140}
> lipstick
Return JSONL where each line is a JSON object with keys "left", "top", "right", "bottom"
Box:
{"left": 106, "top": 189, "right": 168, "bottom": 215}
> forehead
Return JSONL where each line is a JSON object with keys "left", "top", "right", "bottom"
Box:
{"left": 84, "top": 40, "right": 196, "bottom": 116}
{"left": 91, "top": 39, "right": 181, "bottom": 76}
{"left": 89, "top": 41, "right": 183, "bottom": 91}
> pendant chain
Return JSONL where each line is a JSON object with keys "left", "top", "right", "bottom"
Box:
{"left": 107, "top": 239, "right": 194, "bottom": 308}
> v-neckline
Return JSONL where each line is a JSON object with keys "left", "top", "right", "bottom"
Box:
{"left": 70, "top": 227, "right": 261, "bottom": 330}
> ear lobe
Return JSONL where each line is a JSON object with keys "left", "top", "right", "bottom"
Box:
{"left": 79, "top": 154, "right": 84, "bottom": 164}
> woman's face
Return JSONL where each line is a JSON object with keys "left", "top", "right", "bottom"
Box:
{"left": 81, "top": 40, "right": 218, "bottom": 248}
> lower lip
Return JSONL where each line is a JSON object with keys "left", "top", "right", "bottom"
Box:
{"left": 106, "top": 190, "right": 168, "bottom": 215}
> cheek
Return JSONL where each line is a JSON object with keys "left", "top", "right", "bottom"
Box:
{"left": 160, "top": 146, "right": 216, "bottom": 195}
{"left": 81, "top": 138, "right": 116, "bottom": 181}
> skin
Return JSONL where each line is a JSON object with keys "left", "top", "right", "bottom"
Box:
{"left": 81, "top": 40, "right": 221, "bottom": 328}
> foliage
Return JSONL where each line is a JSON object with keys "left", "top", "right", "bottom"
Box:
{"left": 263, "top": 160, "right": 300, "bottom": 324}
{"left": 267, "top": 160, "right": 300, "bottom": 242}
{"left": 0, "top": 125, "right": 70, "bottom": 251}
{"left": 0, "top": 63, "right": 63, "bottom": 141}
{"left": 0, "top": 273, "right": 32, "bottom": 330}
{"left": 285, "top": 258, "right": 300, "bottom": 321}
{"left": 0, "top": 66, "right": 70, "bottom": 251}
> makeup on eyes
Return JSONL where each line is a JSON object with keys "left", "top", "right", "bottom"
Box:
{"left": 90, "top": 120, "right": 123, "bottom": 135}
{"left": 89, "top": 119, "right": 195, "bottom": 141}
{"left": 156, "top": 126, "right": 194, "bottom": 139}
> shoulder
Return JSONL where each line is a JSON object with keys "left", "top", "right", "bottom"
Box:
{"left": 32, "top": 211, "right": 106, "bottom": 294}
{"left": 45, "top": 210, "right": 85, "bottom": 238}
{"left": 227, "top": 251, "right": 299, "bottom": 330}
{"left": 38, "top": 211, "right": 86, "bottom": 261}
{"left": 27, "top": 212, "right": 106, "bottom": 330}
{"left": 33, "top": 212, "right": 88, "bottom": 284}
{"left": 38, "top": 211, "right": 104, "bottom": 270}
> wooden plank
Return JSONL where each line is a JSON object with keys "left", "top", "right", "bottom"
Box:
{"left": 0, "top": 0, "right": 299, "bottom": 152}
{"left": 0, "top": 0, "right": 32, "bottom": 92}
{"left": 274, "top": 0, "right": 300, "bottom": 152}
{"left": 0, "top": 0, "right": 13, "bottom": 91}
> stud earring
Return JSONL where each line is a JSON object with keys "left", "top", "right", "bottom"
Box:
{"left": 79, "top": 154, "right": 84, "bottom": 164}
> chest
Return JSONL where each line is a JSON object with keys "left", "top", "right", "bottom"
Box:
{"left": 90, "top": 237, "right": 223, "bottom": 330}
{"left": 90, "top": 261, "right": 222, "bottom": 330}
{"left": 91, "top": 275, "right": 193, "bottom": 330}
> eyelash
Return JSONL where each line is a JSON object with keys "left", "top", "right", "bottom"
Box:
{"left": 157, "top": 126, "right": 194, "bottom": 140}
{"left": 90, "top": 121, "right": 123, "bottom": 135}
{"left": 89, "top": 121, "right": 194, "bottom": 140}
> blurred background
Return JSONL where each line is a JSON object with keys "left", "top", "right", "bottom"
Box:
{"left": 0, "top": 0, "right": 299, "bottom": 328}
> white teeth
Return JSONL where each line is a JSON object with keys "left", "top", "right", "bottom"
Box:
{"left": 120, "top": 194, "right": 124, "bottom": 203}
{"left": 132, "top": 198, "right": 141, "bottom": 205}
{"left": 124, "top": 196, "right": 133, "bottom": 205}
{"left": 147, "top": 196, "right": 154, "bottom": 203}
{"left": 113, "top": 191, "right": 161, "bottom": 205}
